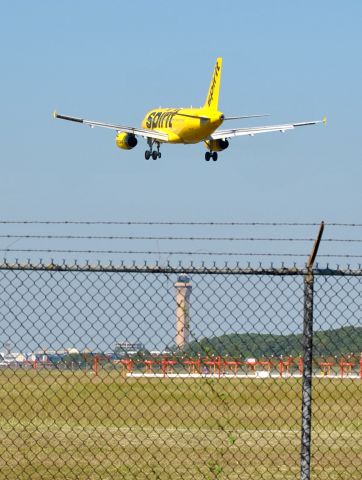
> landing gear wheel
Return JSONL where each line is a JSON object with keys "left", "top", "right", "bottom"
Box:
{"left": 158, "top": 151, "right": 162, "bottom": 159}
{"left": 212, "top": 152, "right": 218, "bottom": 161}
{"left": 152, "top": 150, "right": 158, "bottom": 160}
{"left": 205, "top": 152, "right": 211, "bottom": 161}
{"left": 145, "top": 150, "right": 151, "bottom": 160}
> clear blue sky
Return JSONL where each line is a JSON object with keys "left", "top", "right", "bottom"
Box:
{"left": 1, "top": 1, "right": 362, "bottom": 264}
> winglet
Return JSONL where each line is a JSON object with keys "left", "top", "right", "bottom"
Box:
{"left": 322, "top": 115, "right": 327, "bottom": 125}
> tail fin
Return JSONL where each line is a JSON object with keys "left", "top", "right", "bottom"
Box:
{"left": 204, "top": 57, "right": 222, "bottom": 111}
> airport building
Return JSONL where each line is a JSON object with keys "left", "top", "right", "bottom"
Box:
{"left": 114, "top": 341, "right": 144, "bottom": 357}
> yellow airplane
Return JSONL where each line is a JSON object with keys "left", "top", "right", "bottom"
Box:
{"left": 54, "top": 57, "right": 326, "bottom": 161}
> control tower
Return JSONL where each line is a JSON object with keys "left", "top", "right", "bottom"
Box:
{"left": 174, "top": 274, "right": 192, "bottom": 349}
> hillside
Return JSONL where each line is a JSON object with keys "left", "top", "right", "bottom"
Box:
{"left": 186, "top": 326, "right": 362, "bottom": 358}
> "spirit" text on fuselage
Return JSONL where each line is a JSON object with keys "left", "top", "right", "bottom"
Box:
{"left": 145, "top": 109, "right": 180, "bottom": 129}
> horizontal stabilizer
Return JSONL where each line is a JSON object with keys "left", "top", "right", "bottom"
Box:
{"left": 223, "top": 113, "right": 271, "bottom": 120}
{"left": 176, "top": 112, "right": 211, "bottom": 121}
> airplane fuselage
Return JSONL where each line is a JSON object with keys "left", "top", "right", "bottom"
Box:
{"left": 141, "top": 107, "right": 224, "bottom": 144}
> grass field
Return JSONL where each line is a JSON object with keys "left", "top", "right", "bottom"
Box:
{"left": 0, "top": 369, "right": 361, "bottom": 479}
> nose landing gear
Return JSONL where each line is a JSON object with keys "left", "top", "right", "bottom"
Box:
{"left": 145, "top": 139, "right": 161, "bottom": 160}
{"left": 205, "top": 151, "right": 218, "bottom": 162}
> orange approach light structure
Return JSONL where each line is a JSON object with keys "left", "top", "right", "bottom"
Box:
{"left": 175, "top": 274, "right": 192, "bottom": 349}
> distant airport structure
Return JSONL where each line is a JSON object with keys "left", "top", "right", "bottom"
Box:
{"left": 114, "top": 341, "right": 144, "bottom": 357}
{"left": 175, "top": 274, "right": 192, "bottom": 349}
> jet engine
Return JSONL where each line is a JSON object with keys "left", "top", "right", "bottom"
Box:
{"left": 115, "top": 132, "right": 138, "bottom": 150}
{"left": 204, "top": 139, "right": 229, "bottom": 152}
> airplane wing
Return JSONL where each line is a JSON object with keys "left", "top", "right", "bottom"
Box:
{"left": 53, "top": 112, "right": 169, "bottom": 142}
{"left": 210, "top": 117, "right": 326, "bottom": 140}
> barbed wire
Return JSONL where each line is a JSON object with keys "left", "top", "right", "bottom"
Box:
{"left": 0, "top": 248, "right": 308, "bottom": 256}
{"left": 1, "top": 221, "right": 361, "bottom": 263}
{"left": 0, "top": 234, "right": 317, "bottom": 241}
{"left": 0, "top": 221, "right": 322, "bottom": 226}
{"left": 2, "top": 248, "right": 362, "bottom": 258}
{"left": 0, "top": 234, "right": 362, "bottom": 242}
{"left": 0, "top": 248, "right": 306, "bottom": 256}
{"left": 0, "top": 220, "right": 362, "bottom": 227}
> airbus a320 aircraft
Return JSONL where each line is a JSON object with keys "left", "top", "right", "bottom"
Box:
{"left": 54, "top": 57, "right": 326, "bottom": 162}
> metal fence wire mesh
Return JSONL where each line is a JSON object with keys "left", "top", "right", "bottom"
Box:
{"left": 0, "top": 263, "right": 361, "bottom": 480}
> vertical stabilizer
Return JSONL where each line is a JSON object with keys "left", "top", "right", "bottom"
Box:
{"left": 204, "top": 57, "right": 222, "bottom": 111}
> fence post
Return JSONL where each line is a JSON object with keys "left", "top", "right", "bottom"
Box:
{"left": 300, "top": 221, "right": 324, "bottom": 480}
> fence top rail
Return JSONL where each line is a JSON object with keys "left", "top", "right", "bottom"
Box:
{"left": 0, "top": 261, "right": 362, "bottom": 276}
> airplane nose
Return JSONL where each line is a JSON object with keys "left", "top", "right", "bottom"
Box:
{"left": 219, "top": 114, "right": 225, "bottom": 121}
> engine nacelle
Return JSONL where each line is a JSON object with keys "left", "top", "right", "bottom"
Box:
{"left": 115, "top": 132, "right": 138, "bottom": 150}
{"left": 204, "top": 138, "right": 229, "bottom": 152}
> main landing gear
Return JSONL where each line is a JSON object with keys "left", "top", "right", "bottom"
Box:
{"left": 205, "top": 151, "right": 218, "bottom": 162}
{"left": 145, "top": 139, "right": 161, "bottom": 160}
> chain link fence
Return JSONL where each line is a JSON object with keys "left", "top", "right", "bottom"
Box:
{"left": 0, "top": 262, "right": 361, "bottom": 479}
